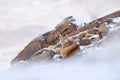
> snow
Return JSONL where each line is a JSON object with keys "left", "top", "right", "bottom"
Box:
{"left": 53, "top": 54, "right": 61, "bottom": 61}
{"left": 72, "top": 16, "right": 85, "bottom": 28}
{"left": 106, "top": 22, "right": 120, "bottom": 32}
{"left": 89, "top": 34, "right": 99, "bottom": 39}
{"left": 112, "top": 17, "right": 120, "bottom": 23}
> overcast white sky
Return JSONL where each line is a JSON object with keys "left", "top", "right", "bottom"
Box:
{"left": 0, "top": 0, "right": 120, "bottom": 31}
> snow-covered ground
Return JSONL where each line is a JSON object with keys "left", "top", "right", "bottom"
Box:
{"left": 0, "top": 0, "right": 120, "bottom": 80}
{"left": 1, "top": 31, "right": 120, "bottom": 80}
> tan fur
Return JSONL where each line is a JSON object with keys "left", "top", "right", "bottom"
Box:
{"left": 99, "top": 24, "right": 109, "bottom": 38}
{"left": 76, "top": 32, "right": 87, "bottom": 40}
{"left": 87, "top": 28, "right": 99, "bottom": 34}
{"left": 55, "top": 38, "right": 79, "bottom": 58}
{"left": 99, "top": 24, "right": 107, "bottom": 31}
{"left": 60, "top": 43, "right": 79, "bottom": 57}
{"left": 85, "top": 33, "right": 93, "bottom": 38}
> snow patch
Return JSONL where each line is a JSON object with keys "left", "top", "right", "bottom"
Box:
{"left": 53, "top": 54, "right": 61, "bottom": 61}
{"left": 107, "top": 24, "right": 120, "bottom": 32}
{"left": 72, "top": 16, "right": 85, "bottom": 28}
{"left": 89, "top": 35, "right": 99, "bottom": 39}
{"left": 112, "top": 17, "right": 120, "bottom": 23}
